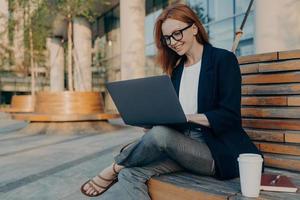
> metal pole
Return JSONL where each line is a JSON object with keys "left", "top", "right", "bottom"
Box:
{"left": 231, "top": 0, "right": 254, "bottom": 53}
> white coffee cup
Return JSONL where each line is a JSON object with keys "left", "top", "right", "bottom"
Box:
{"left": 237, "top": 153, "right": 263, "bottom": 197}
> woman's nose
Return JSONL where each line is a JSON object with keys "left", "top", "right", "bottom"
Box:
{"left": 169, "top": 37, "right": 178, "bottom": 46}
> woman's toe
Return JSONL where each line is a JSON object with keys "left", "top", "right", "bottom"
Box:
{"left": 87, "top": 187, "right": 95, "bottom": 195}
{"left": 83, "top": 183, "right": 90, "bottom": 191}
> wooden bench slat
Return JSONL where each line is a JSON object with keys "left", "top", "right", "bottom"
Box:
{"left": 230, "top": 193, "right": 300, "bottom": 200}
{"left": 149, "top": 172, "right": 239, "bottom": 200}
{"left": 242, "top": 84, "right": 300, "bottom": 95}
{"left": 242, "top": 118, "right": 300, "bottom": 131}
{"left": 256, "top": 142, "right": 300, "bottom": 156}
{"left": 241, "top": 107, "right": 300, "bottom": 118}
{"left": 148, "top": 178, "right": 228, "bottom": 200}
{"left": 264, "top": 153, "right": 300, "bottom": 172}
{"left": 240, "top": 64, "right": 259, "bottom": 74}
{"left": 238, "top": 52, "right": 278, "bottom": 64}
{"left": 242, "top": 72, "right": 300, "bottom": 85}
{"left": 242, "top": 96, "right": 287, "bottom": 106}
{"left": 278, "top": 49, "right": 300, "bottom": 60}
{"left": 247, "top": 129, "right": 300, "bottom": 143}
{"left": 148, "top": 169, "right": 300, "bottom": 200}
{"left": 285, "top": 131, "right": 300, "bottom": 143}
{"left": 288, "top": 96, "right": 300, "bottom": 106}
{"left": 259, "top": 60, "right": 300, "bottom": 73}
{"left": 241, "top": 96, "right": 300, "bottom": 106}
{"left": 245, "top": 128, "right": 284, "bottom": 142}
{"left": 231, "top": 190, "right": 300, "bottom": 200}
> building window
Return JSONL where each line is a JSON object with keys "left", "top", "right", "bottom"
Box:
{"left": 209, "top": 18, "right": 234, "bottom": 50}
{"left": 235, "top": 0, "right": 253, "bottom": 15}
{"left": 103, "top": 5, "right": 120, "bottom": 34}
{"left": 209, "top": 0, "right": 233, "bottom": 21}
{"left": 188, "top": 0, "right": 254, "bottom": 56}
{"left": 146, "top": 0, "right": 168, "bottom": 15}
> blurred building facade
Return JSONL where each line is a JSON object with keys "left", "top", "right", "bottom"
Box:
{"left": 0, "top": 0, "right": 300, "bottom": 110}
{"left": 93, "top": 0, "right": 300, "bottom": 81}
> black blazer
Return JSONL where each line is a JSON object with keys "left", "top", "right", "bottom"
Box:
{"left": 171, "top": 43, "right": 263, "bottom": 180}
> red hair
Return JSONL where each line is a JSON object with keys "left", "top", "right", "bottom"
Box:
{"left": 154, "top": 4, "right": 209, "bottom": 75}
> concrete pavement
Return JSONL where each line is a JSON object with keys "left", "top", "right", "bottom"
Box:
{"left": 0, "top": 112, "right": 28, "bottom": 134}
{"left": 0, "top": 119, "right": 143, "bottom": 200}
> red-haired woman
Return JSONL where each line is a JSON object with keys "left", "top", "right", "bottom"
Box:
{"left": 81, "top": 4, "right": 262, "bottom": 199}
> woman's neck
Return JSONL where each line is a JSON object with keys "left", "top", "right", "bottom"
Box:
{"left": 184, "top": 42, "right": 204, "bottom": 67}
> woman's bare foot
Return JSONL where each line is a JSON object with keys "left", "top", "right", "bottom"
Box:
{"left": 81, "top": 163, "right": 124, "bottom": 197}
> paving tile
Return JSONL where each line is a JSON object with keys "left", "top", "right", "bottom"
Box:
{"left": 0, "top": 119, "right": 28, "bottom": 134}
{"left": 0, "top": 124, "right": 143, "bottom": 200}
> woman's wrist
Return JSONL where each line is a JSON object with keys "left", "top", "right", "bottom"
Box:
{"left": 186, "top": 113, "right": 210, "bottom": 127}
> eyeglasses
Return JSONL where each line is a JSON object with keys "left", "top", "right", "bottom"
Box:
{"left": 162, "top": 24, "right": 193, "bottom": 46}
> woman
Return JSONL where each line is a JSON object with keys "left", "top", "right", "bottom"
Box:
{"left": 81, "top": 3, "right": 262, "bottom": 199}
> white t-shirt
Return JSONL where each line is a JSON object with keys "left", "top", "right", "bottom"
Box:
{"left": 179, "top": 59, "right": 202, "bottom": 114}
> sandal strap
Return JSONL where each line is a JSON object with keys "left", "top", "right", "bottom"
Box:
{"left": 97, "top": 174, "right": 115, "bottom": 182}
{"left": 112, "top": 163, "right": 119, "bottom": 175}
{"left": 86, "top": 181, "right": 101, "bottom": 194}
{"left": 90, "top": 179, "right": 107, "bottom": 190}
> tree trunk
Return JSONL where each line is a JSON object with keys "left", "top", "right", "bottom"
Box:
{"left": 73, "top": 17, "right": 92, "bottom": 91}
{"left": 29, "top": 3, "right": 35, "bottom": 95}
{"left": 46, "top": 37, "right": 65, "bottom": 91}
{"left": 67, "top": 14, "right": 73, "bottom": 91}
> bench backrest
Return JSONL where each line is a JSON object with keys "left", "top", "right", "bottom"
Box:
{"left": 239, "top": 50, "right": 300, "bottom": 172}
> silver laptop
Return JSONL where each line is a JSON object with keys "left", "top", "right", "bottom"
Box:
{"left": 106, "top": 75, "right": 187, "bottom": 128}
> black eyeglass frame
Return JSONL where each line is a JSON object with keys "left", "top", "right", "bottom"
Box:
{"left": 161, "top": 23, "right": 194, "bottom": 46}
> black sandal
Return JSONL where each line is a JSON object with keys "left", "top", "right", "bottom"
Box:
{"left": 80, "top": 163, "right": 119, "bottom": 197}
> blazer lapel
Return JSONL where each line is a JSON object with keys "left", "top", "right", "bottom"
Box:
{"left": 197, "top": 43, "right": 214, "bottom": 113}
{"left": 172, "top": 59, "right": 184, "bottom": 97}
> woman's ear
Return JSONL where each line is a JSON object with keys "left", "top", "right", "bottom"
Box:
{"left": 192, "top": 24, "right": 198, "bottom": 35}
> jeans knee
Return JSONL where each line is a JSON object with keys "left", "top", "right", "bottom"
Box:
{"left": 147, "top": 126, "right": 175, "bottom": 150}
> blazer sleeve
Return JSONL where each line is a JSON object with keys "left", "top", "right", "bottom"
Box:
{"left": 204, "top": 51, "right": 242, "bottom": 136}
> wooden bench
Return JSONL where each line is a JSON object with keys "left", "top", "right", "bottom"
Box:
{"left": 10, "top": 91, "right": 120, "bottom": 122}
{"left": 147, "top": 49, "right": 300, "bottom": 200}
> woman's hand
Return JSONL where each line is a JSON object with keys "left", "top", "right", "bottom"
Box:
{"left": 142, "top": 128, "right": 150, "bottom": 132}
{"left": 141, "top": 126, "right": 153, "bottom": 132}
{"left": 186, "top": 114, "right": 210, "bottom": 127}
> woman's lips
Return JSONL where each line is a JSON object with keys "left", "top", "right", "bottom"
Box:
{"left": 174, "top": 44, "right": 183, "bottom": 51}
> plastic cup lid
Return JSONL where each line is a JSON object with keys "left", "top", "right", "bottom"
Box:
{"left": 237, "top": 153, "right": 263, "bottom": 162}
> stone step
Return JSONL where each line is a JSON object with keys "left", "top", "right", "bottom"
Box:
{"left": 0, "top": 119, "right": 28, "bottom": 134}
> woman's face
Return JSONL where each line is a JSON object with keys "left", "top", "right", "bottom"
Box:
{"left": 161, "top": 18, "right": 197, "bottom": 56}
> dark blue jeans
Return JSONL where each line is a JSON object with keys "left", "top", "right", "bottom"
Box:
{"left": 114, "top": 126, "right": 215, "bottom": 200}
